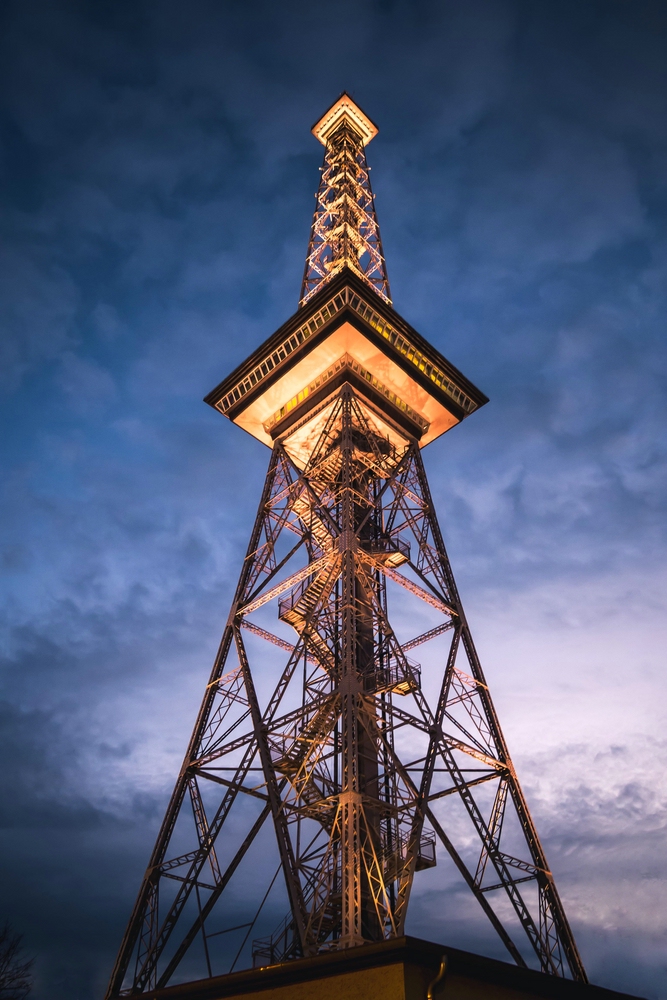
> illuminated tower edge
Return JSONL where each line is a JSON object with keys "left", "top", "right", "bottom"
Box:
{"left": 105, "top": 94, "right": 586, "bottom": 997}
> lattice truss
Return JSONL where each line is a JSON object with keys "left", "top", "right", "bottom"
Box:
{"left": 301, "top": 120, "right": 391, "bottom": 307}
{"left": 106, "top": 386, "right": 586, "bottom": 997}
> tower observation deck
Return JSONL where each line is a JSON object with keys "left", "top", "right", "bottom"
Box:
{"left": 105, "top": 95, "right": 587, "bottom": 997}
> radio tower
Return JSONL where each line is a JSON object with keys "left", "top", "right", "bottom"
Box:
{"left": 106, "top": 94, "right": 586, "bottom": 997}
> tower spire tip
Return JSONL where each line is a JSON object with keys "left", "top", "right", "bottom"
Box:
{"left": 311, "top": 93, "right": 379, "bottom": 147}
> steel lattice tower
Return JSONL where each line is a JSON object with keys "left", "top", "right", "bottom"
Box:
{"left": 105, "top": 94, "right": 586, "bottom": 997}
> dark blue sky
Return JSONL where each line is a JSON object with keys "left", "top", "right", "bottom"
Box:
{"left": 1, "top": 2, "right": 666, "bottom": 998}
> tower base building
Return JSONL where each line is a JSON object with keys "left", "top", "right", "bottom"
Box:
{"left": 137, "top": 938, "right": 643, "bottom": 1000}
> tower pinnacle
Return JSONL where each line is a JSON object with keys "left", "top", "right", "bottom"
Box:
{"left": 301, "top": 93, "right": 390, "bottom": 307}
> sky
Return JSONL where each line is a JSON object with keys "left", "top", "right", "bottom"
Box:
{"left": 0, "top": 1, "right": 666, "bottom": 997}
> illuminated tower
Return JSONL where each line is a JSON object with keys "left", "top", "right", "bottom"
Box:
{"left": 105, "top": 94, "right": 586, "bottom": 997}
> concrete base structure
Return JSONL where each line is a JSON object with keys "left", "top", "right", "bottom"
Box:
{"left": 142, "top": 938, "right": 643, "bottom": 1000}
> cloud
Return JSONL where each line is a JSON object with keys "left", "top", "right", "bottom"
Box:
{"left": 57, "top": 352, "right": 116, "bottom": 415}
{"left": 406, "top": 737, "right": 667, "bottom": 995}
{"left": 462, "top": 117, "right": 644, "bottom": 266}
{"left": 0, "top": 246, "right": 79, "bottom": 390}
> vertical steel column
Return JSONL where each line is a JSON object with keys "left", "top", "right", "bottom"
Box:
{"left": 338, "top": 388, "right": 363, "bottom": 947}
{"left": 335, "top": 388, "right": 384, "bottom": 946}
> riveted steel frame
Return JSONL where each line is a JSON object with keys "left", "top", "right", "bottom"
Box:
{"left": 106, "top": 385, "right": 585, "bottom": 997}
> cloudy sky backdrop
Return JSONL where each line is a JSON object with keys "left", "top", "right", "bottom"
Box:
{"left": 1, "top": 2, "right": 666, "bottom": 998}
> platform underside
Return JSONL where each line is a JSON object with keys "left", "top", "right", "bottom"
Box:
{"left": 278, "top": 382, "right": 411, "bottom": 469}
{"left": 230, "top": 321, "right": 459, "bottom": 455}
{"left": 204, "top": 269, "right": 488, "bottom": 453}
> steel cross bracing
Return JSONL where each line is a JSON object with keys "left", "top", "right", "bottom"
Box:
{"left": 105, "top": 385, "right": 586, "bottom": 996}
{"left": 300, "top": 120, "right": 391, "bottom": 307}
